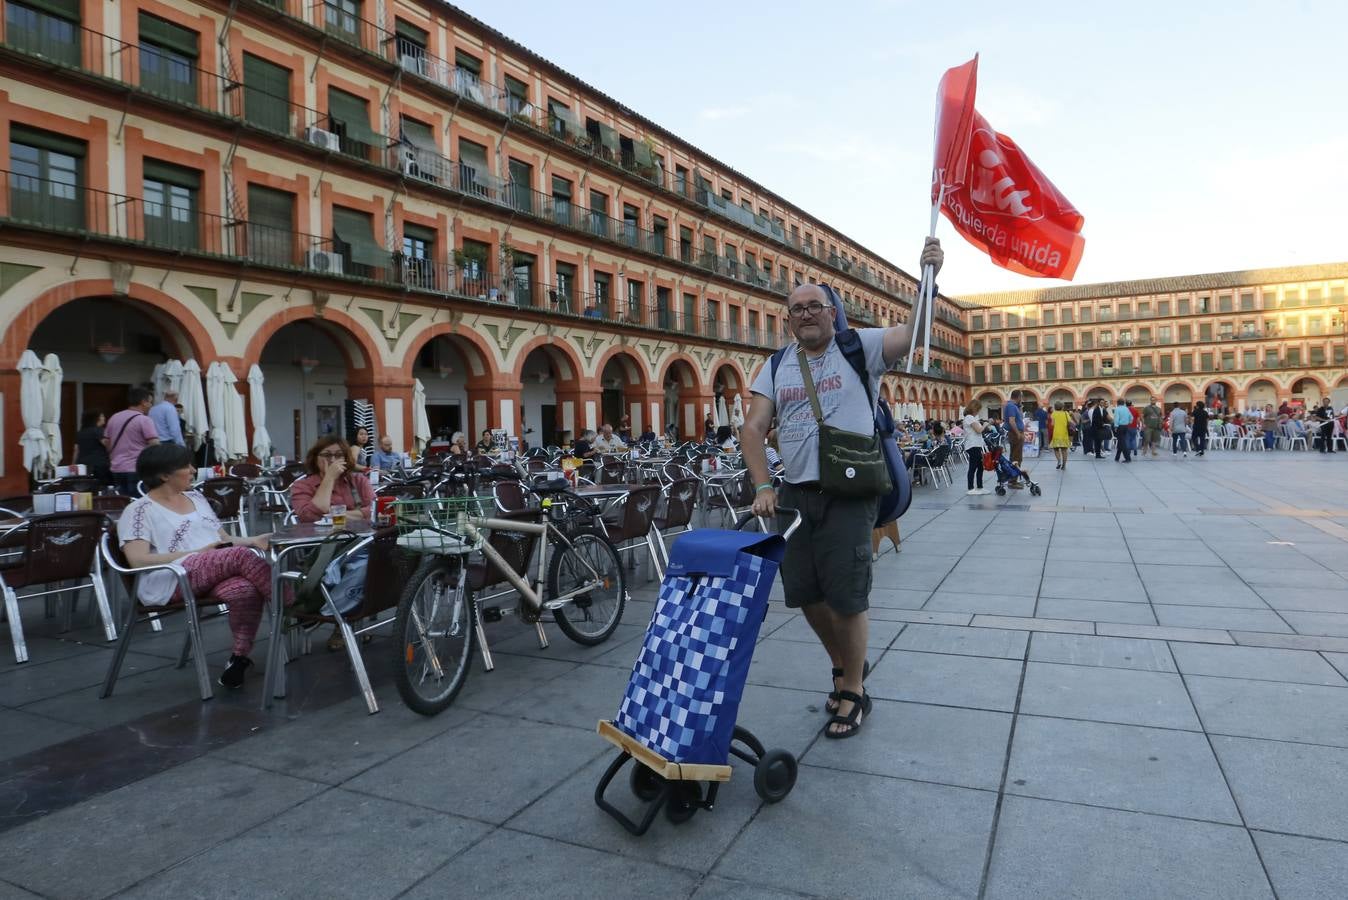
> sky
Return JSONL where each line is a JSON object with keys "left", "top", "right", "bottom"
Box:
{"left": 454, "top": 0, "right": 1348, "bottom": 298}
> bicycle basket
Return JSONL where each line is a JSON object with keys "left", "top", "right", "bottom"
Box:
{"left": 393, "top": 495, "right": 492, "bottom": 555}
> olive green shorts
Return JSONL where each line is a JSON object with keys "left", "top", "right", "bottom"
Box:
{"left": 777, "top": 482, "right": 879, "bottom": 615}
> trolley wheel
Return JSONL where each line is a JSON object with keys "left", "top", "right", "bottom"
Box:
{"left": 664, "top": 781, "right": 703, "bottom": 825}
{"left": 994, "top": 485, "right": 1007, "bottom": 496}
{"left": 754, "top": 749, "right": 798, "bottom": 803}
{"left": 733, "top": 725, "right": 766, "bottom": 760}
{"left": 1030, "top": 484, "right": 1042, "bottom": 496}
{"left": 549, "top": 529, "right": 627, "bottom": 646}
{"left": 392, "top": 557, "right": 474, "bottom": 716}
{"left": 629, "top": 763, "right": 666, "bottom": 802}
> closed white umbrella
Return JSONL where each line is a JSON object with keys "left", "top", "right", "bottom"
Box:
{"left": 162, "top": 359, "right": 184, "bottom": 396}
{"left": 731, "top": 394, "right": 745, "bottom": 429}
{"left": 223, "top": 365, "right": 248, "bottom": 461}
{"left": 247, "top": 364, "right": 271, "bottom": 460}
{"left": 18, "top": 350, "right": 49, "bottom": 473}
{"left": 151, "top": 362, "right": 166, "bottom": 403}
{"left": 715, "top": 395, "right": 729, "bottom": 428}
{"left": 412, "top": 378, "right": 431, "bottom": 455}
{"left": 40, "top": 352, "right": 63, "bottom": 470}
{"left": 206, "top": 361, "right": 229, "bottom": 460}
{"left": 180, "top": 359, "right": 209, "bottom": 450}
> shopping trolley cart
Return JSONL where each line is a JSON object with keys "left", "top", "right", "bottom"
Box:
{"left": 594, "top": 510, "right": 802, "bottom": 835}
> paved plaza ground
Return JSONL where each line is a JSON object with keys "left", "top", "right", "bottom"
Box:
{"left": 3, "top": 449, "right": 1348, "bottom": 898}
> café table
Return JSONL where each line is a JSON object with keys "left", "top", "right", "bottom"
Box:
{"left": 259, "top": 518, "right": 375, "bottom": 708}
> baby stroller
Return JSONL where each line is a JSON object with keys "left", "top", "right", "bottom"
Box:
{"left": 594, "top": 511, "right": 803, "bottom": 836}
{"left": 982, "top": 423, "right": 1041, "bottom": 497}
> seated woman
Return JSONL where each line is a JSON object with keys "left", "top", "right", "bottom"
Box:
{"left": 289, "top": 436, "right": 376, "bottom": 651}
{"left": 475, "top": 428, "right": 496, "bottom": 454}
{"left": 448, "top": 431, "right": 467, "bottom": 456}
{"left": 348, "top": 426, "right": 372, "bottom": 474}
{"left": 120, "top": 444, "right": 271, "bottom": 689}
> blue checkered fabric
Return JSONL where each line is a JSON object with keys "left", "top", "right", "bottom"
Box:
{"left": 615, "top": 550, "right": 777, "bottom": 764}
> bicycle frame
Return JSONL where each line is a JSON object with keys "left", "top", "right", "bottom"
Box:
{"left": 463, "top": 515, "right": 611, "bottom": 614}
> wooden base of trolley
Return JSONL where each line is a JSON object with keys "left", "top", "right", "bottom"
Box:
{"left": 593, "top": 719, "right": 798, "bottom": 837}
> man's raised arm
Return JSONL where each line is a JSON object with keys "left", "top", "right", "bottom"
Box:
{"left": 882, "top": 237, "right": 945, "bottom": 367}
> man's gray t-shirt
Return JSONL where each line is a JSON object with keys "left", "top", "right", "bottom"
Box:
{"left": 750, "top": 329, "right": 889, "bottom": 484}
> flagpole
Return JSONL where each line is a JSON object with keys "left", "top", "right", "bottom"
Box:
{"left": 921, "top": 182, "right": 947, "bottom": 372}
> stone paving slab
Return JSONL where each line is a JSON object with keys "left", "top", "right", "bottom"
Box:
{"left": 3, "top": 454, "right": 1348, "bottom": 897}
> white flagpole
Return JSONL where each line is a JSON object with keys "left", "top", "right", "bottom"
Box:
{"left": 920, "top": 182, "right": 947, "bottom": 372}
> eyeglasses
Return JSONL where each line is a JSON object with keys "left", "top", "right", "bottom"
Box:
{"left": 788, "top": 301, "right": 828, "bottom": 319}
{"left": 318, "top": 451, "right": 347, "bottom": 461}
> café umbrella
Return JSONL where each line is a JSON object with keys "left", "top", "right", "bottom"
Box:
{"left": 413, "top": 378, "right": 431, "bottom": 455}
{"left": 40, "top": 352, "right": 63, "bottom": 470}
{"left": 18, "top": 350, "right": 49, "bottom": 473}
{"left": 247, "top": 364, "right": 272, "bottom": 460}
{"left": 180, "top": 359, "right": 209, "bottom": 450}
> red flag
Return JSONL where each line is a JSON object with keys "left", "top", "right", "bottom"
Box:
{"left": 932, "top": 60, "right": 1085, "bottom": 280}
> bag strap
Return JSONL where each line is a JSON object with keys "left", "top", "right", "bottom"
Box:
{"left": 795, "top": 348, "right": 826, "bottom": 425}
{"left": 107, "top": 413, "right": 144, "bottom": 456}
{"left": 295, "top": 532, "right": 357, "bottom": 608}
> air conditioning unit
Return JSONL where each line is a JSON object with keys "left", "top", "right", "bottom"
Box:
{"left": 305, "top": 250, "right": 344, "bottom": 275}
{"left": 304, "top": 127, "right": 341, "bottom": 152}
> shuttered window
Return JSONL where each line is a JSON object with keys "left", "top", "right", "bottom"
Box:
{"left": 246, "top": 185, "right": 294, "bottom": 265}
{"left": 138, "top": 13, "right": 198, "bottom": 104}
{"left": 142, "top": 159, "right": 200, "bottom": 249}
{"left": 5, "top": 0, "right": 80, "bottom": 66}
{"left": 9, "top": 124, "right": 84, "bottom": 229}
{"left": 243, "top": 53, "right": 290, "bottom": 134}
{"left": 332, "top": 206, "right": 386, "bottom": 274}
{"left": 327, "top": 88, "right": 377, "bottom": 159}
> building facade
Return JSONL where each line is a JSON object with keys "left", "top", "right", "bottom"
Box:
{"left": 0, "top": 0, "right": 968, "bottom": 492}
{"left": 961, "top": 263, "right": 1348, "bottom": 415}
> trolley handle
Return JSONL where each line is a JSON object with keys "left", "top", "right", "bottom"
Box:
{"left": 733, "top": 506, "right": 803, "bottom": 540}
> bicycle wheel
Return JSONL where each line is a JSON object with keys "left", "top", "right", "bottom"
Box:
{"left": 392, "top": 556, "right": 475, "bottom": 716}
{"left": 548, "top": 529, "right": 626, "bottom": 645}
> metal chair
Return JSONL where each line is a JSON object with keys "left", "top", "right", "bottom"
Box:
{"left": 597, "top": 455, "right": 626, "bottom": 485}
{"left": 277, "top": 463, "right": 308, "bottom": 490}
{"left": 99, "top": 525, "right": 240, "bottom": 699}
{"left": 1, "top": 512, "right": 116, "bottom": 663}
{"left": 599, "top": 484, "right": 664, "bottom": 581}
{"left": 702, "top": 469, "right": 753, "bottom": 527}
{"left": 652, "top": 477, "right": 699, "bottom": 570}
{"left": 229, "top": 463, "right": 263, "bottom": 479}
{"left": 492, "top": 480, "right": 529, "bottom": 513}
{"left": 466, "top": 508, "right": 547, "bottom": 672}
{"left": 198, "top": 476, "right": 248, "bottom": 536}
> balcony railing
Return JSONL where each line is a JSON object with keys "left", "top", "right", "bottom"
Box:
{"left": 0, "top": 3, "right": 932, "bottom": 318}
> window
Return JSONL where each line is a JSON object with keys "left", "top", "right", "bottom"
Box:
{"left": 1044, "top": 334, "right": 1056, "bottom": 350}
{"left": 1063, "top": 360, "right": 1075, "bottom": 379}
{"left": 651, "top": 215, "right": 668, "bottom": 256}
{"left": 1045, "top": 361, "right": 1057, "bottom": 379}
{"left": 593, "top": 271, "right": 611, "bottom": 316}
{"left": 626, "top": 278, "right": 643, "bottom": 324}
{"left": 972, "top": 339, "right": 985, "bottom": 355}
{"left": 1078, "top": 307, "right": 1092, "bottom": 323}
{"left": 1240, "top": 291, "right": 1254, "bottom": 311}
{"left": 674, "top": 164, "right": 689, "bottom": 196}
{"left": 1119, "top": 329, "right": 1132, "bottom": 346}
{"left": 1159, "top": 325, "right": 1172, "bottom": 343}
{"left": 727, "top": 305, "right": 741, "bottom": 341}
{"left": 1197, "top": 295, "right": 1210, "bottom": 313}
{"left": 588, "top": 189, "right": 609, "bottom": 238}
{"left": 1199, "top": 322, "right": 1212, "bottom": 341}
{"left": 551, "top": 175, "right": 574, "bottom": 228}
{"left": 1007, "top": 312, "right": 1020, "bottom": 328}
{"left": 1099, "top": 330, "right": 1113, "bottom": 347}
{"left": 401, "top": 222, "right": 437, "bottom": 289}
{"left": 1007, "top": 337, "right": 1020, "bottom": 352}
{"left": 1180, "top": 353, "right": 1193, "bottom": 372}
{"left": 503, "top": 74, "right": 529, "bottom": 117}
{"left": 507, "top": 159, "right": 533, "bottom": 214}
{"left": 1061, "top": 307, "right": 1073, "bottom": 324}
{"left": 1200, "top": 352, "right": 1214, "bottom": 372}
{"left": 1080, "top": 332, "right": 1093, "bottom": 350}
{"left": 1285, "top": 347, "right": 1300, "bottom": 366}
{"left": 1159, "top": 355, "right": 1173, "bottom": 374}
{"left": 142, "top": 159, "right": 199, "bottom": 249}
{"left": 1062, "top": 333, "right": 1075, "bottom": 351}
{"left": 989, "top": 313, "right": 1002, "bottom": 328}
{"left": 5, "top": 0, "right": 81, "bottom": 67}
{"left": 1159, "top": 300, "right": 1170, "bottom": 315}
{"left": 458, "top": 139, "right": 493, "bottom": 199}
{"left": 1098, "top": 305, "right": 1112, "bottom": 321}
{"left": 1118, "top": 303, "right": 1131, "bottom": 318}
{"left": 621, "top": 203, "right": 640, "bottom": 248}
{"left": 332, "top": 205, "right": 385, "bottom": 277}
{"left": 1042, "top": 309, "right": 1055, "bottom": 326}
{"left": 8, "top": 124, "right": 84, "bottom": 229}
{"left": 138, "top": 14, "right": 198, "bottom": 104}
{"left": 682, "top": 292, "right": 697, "bottom": 334}
{"left": 1242, "top": 350, "right": 1257, "bottom": 369}
{"left": 705, "top": 299, "right": 720, "bottom": 338}
{"left": 1217, "top": 293, "right": 1233, "bottom": 313}
{"left": 748, "top": 309, "right": 760, "bottom": 343}
{"left": 1179, "top": 298, "right": 1191, "bottom": 315}
{"left": 1219, "top": 322, "right": 1233, "bottom": 339}
{"left": 1082, "top": 359, "right": 1094, "bottom": 377}
{"left": 1137, "top": 301, "right": 1150, "bottom": 317}
{"left": 1220, "top": 351, "right": 1235, "bottom": 370}
{"left": 555, "top": 262, "right": 577, "bottom": 311}
{"left": 990, "top": 338, "right": 1002, "bottom": 354}
{"left": 243, "top": 54, "right": 290, "bottom": 133}
{"left": 394, "top": 19, "right": 428, "bottom": 67}
{"left": 1309, "top": 316, "right": 1324, "bottom": 335}
{"left": 1264, "top": 348, "right": 1278, "bottom": 367}
{"left": 328, "top": 87, "right": 376, "bottom": 160}
{"left": 1010, "top": 364, "right": 1022, "bottom": 381}
{"left": 1334, "top": 346, "right": 1346, "bottom": 365}
{"left": 1139, "top": 356, "right": 1153, "bottom": 374}
{"left": 324, "top": 0, "right": 360, "bottom": 43}
{"left": 246, "top": 184, "right": 294, "bottom": 266}
{"left": 1026, "top": 335, "right": 1038, "bottom": 352}
{"left": 1179, "top": 324, "right": 1192, "bottom": 342}
{"left": 974, "top": 365, "right": 986, "bottom": 384}
{"left": 679, "top": 226, "right": 693, "bottom": 263}
{"left": 991, "top": 364, "right": 1004, "bottom": 382}
{"left": 655, "top": 286, "right": 673, "bottom": 329}
{"left": 548, "top": 99, "right": 577, "bottom": 139}
{"left": 1026, "top": 362, "right": 1039, "bottom": 380}
{"left": 971, "top": 314, "right": 984, "bottom": 330}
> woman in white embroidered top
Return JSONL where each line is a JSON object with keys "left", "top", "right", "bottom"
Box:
{"left": 120, "top": 444, "right": 271, "bottom": 689}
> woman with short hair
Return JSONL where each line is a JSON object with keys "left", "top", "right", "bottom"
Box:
{"left": 120, "top": 444, "right": 271, "bottom": 688}
{"left": 961, "top": 400, "right": 989, "bottom": 495}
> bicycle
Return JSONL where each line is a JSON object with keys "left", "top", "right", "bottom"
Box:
{"left": 388, "top": 481, "right": 627, "bottom": 715}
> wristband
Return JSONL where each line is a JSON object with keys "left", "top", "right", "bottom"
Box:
{"left": 755, "top": 483, "right": 774, "bottom": 493}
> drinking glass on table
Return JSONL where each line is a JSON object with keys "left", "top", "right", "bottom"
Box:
{"left": 331, "top": 504, "right": 347, "bottom": 527}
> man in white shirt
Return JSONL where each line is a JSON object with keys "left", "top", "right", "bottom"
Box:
{"left": 593, "top": 424, "right": 626, "bottom": 453}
